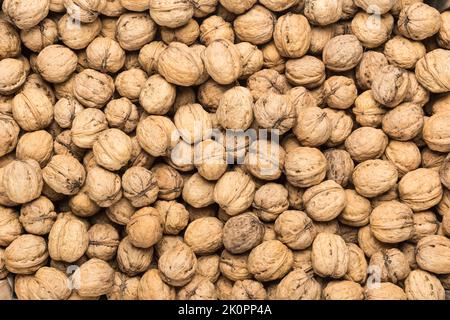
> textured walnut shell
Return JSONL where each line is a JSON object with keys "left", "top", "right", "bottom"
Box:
{"left": 355, "top": 51, "right": 389, "bottom": 90}
{"left": 323, "top": 149, "right": 354, "bottom": 188}
{"left": 274, "top": 210, "right": 316, "bottom": 250}
{"left": 107, "top": 272, "right": 139, "bottom": 300}
{"left": 86, "top": 223, "right": 119, "bottom": 261}
{"left": 371, "top": 65, "right": 410, "bottom": 108}
{"left": 73, "top": 69, "right": 115, "bottom": 108}
{"left": 345, "top": 127, "right": 388, "bottom": 162}
{"left": 441, "top": 155, "right": 450, "bottom": 189}
{"left": 196, "top": 254, "right": 220, "bottom": 282}
{"left": 253, "top": 183, "right": 289, "bottom": 221}
{"left": 71, "top": 258, "right": 114, "bottom": 298}
{"left": 384, "top": 36, "right": 426, "bottom": 69}
{"left": 174, "top": 103, "right": 212, "bottom": 144}
{"left": 15, "top": 267, "right": 71, "bottom": 300}
{"left": 368, "top": 248, "right": 410, "bottom": 284}
{"left": 0, "top": 249, "right": 8, "bottom": 280}
{"left": 423, "top": 113, "right": 450, "bottom": 153}
{"left": 193, "top": 139, "right": 227, "bottom": 181}
{"left": 247, "top": 69, "right": 291, "bottom": 101}
{"left": 222, "top": 212, "right": 264, "bottom": 254}
{"left": 357, "top": 225, "right": 393, "bottom": 258}
{"left": 117, "top": 236, "right": 153, "bottom": 276}
{"left": 0, "top": 58, "right": 26, "bottom": 95}
{"left": 244, "top": 139, "right": 285, "bottom": 181}
{"left": 352, "top": 159, "right": 398, "bottom": 198}
{"left": 275, "top": 269, "right": 320, "bottom": 299}
{"left": 303, "top": 180, "right": 347, "bottom": 222}
{"left": 229, "top": 279, "right": 265, "bottom": 300}
{"left": 384, "top": 141, "right": 421, "bottom": 177}
{"left": 152, "top": 163, "right": 183, "bottom": 200}
{"left": 253, "top": 93, "right": 296, "bottom": 135}
{"left": 398, "top": 3, "right": 441, "bottom": 41}
{"left": 405, "top": 269, "right": 445, "bottom": 300}
{"left": 19, "top": 196, "right": 56, "bottom": 235}
{"left": 340, "top": 190, "right": 370, "bottom": 227}
{"left": 351, "top": 12, "right": 394, "bottom": 48}
{"left": 53, "top": 98, "right": 84, "bottom": 129}
{"left": 354, "top": 0, "right": 395, "bottom": 14}
{"left": 199, "top": 15, "right": 234, "bottom": 46}
{"left": 416, "top": 235, "right": 450, "bottom": 274}
{"left": 421, "top": 147, "right": 446, "bottom": 171}
{"left": 149, "top": 0, "right": 194, "bottom": 28}
{"left": 0, "top": 206, "right": 22, "bottom": 246}
{"left": 184, "top": 217, "right": 223, "bottom": 254}
{"left": 198, "top": 79, "right": 232, "bottom": 112}
{"left": 154, "top": 201, "right": 188, "bottom": 235}
{"left": 63, "top": 0, "right": 105, "bottom": 23}
{"left": 36, "top": 45, "right": 77, "bottom": 84}
{"left": 202, "top": 39, "right": 241, "bottom": 85}
{"left": 416, "top": 49, "right": 450, "bottom": 94}
{"left": 345, "top": 243, "right": 367, "bottom": 283}
{"left": 85, "top": 166, "right": 122, "bottom": 207}
{"left": 233, "top": 5, "right": 275, "bottom": 45}
{"left": 382, "top": 103, "right": 424, "bottom": 141}
{"left": 161, "top": 19, "right": 199, "bottom": 46}
{"left": 104, "top": 198, "right": 134, "bottom": 226}
{"left": 92, "top": 129, "right": 132, "bottom": 171}
{"left": 311, "top": 233, "right": 348, "bottom": 278}
{"left": 0, "top": 115, "right": 19, "bottom": 158}
{"left": 85, "top": 37, "right": 125, "bottom": 73}
{"left": 293, "top": 106, "right": 330, "bottom": 147}
{"left": 5, "top": 234, "right": 48, "bottom": 274}
{"left": 182, "top": 172, "right": 215, "bottom": 208}
{"left": 323, "top": 35, "right": 363, "bottom": 72}
{"left": 57, "top": 15, "right": 102, "bottom": 50}
{"left": 42, "top": 155, "right": 85, "bottom": 195}
{"left": 323, "top": 280, "right": 364, "bottom": 300}
{"left": 285, "top": 55, "right": 325, "bottom": 88}
{"left": 2, "top": 0, "right": 49, "bottom": 29}
{"left": 398, "top": 168, "right": 443, "bottom": 212}
{"left": 261, "top": 41, "right": 286, "bottom": 73}
{"left": 352, "top": 91, "right": 385, "bottom": 128}
{"left": 137, "top": 115, "right": 180, "bottom": 157}
{"left": 2, "top": 159, "right": 43, "bottom": 204}
{"left": 114, "top": 69, "right": 147, "bottom": 103}
{"left": 138, "top": 269, "right": 175, "bottom": 300}
{"left": 218, "top": 0, "right": 254, "bottom": 14}
{"left": 138, "top": 41, "right": 166, "bottom": 75}
{"left": 324, "top": 76, "right": 357, "bottom": 110}
{"left": 364, "top": 282, "right": 406, "bottom": 300}
{"left": 0, "top": 20, "right": 21, "bottom": 59}
{"left": 103, "top": 99, "right": 138, "bottom": 133}
{"left": 214, "top": 170, "right": 255, "bottom": 215}
{"left": 122, "top": 167, "right": 158, "bottom": 207}
{"left": 235, "top": 42, "right": 263, "bottom": 79}
{"left": 12, "top": 87, "right": 53, "bottom": 131}
{"left": 438, "top": 11, "right": 450, "bottom": 49}
{"left": 116, "top": 13, "right": 157, "bottom": 51}
{"left": 325, "top": 109, "right": 353, "bottom": 147}
{"left": 219, "top": 250, "right": 251, "bottom": 281}
{"left": 304, "top": 0, "right": 343, "bottom": 26}
{"left": 292, "top": 248, "right": 312, "bottom": 274}
{"left": 285, "top": 147, "right": 327, "bottom": 188}
{"left": 158, "top": 243, "right": 197, "bottom": 286}
{"left": 247, "top": 240, "right": 293, "bottom": 281}
{"left": 126, "top": 207, "right": 163, "bottom": 249}
{"left": 273, "top": 13, "right": 310, "bottom": 58}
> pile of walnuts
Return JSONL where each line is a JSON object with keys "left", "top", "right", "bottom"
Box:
{"left": 0, "top": 0, "right": 449, "bottom": 300}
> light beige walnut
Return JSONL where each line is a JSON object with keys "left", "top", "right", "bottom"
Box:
{"left": 382, "top": 103, "right": 424, "bottom": 141}
{"left": 222, "top": 212, "right": 264, "bottom": 254}
{"left": 248, "top": 240, "right": 293, "bottom": 281}
{"left": 399, "top": 168, "right": 443, "bottom": 211}
{"left": 137, "top": 115, "right": 180, "bottom": 157}
{"left": 2, "top": 159, "right": 43, "bottom": 204}
{"left": 57, "top": 15, "right": 102, "bottom": 50}
{"left": 116, "top": 236, "right": 153, "bottom": 276}
{"left": 73, "top": 69, "right": 115, "bottom": 108}
{"left": 293, "top": 106, "right": 330, "bottom": 147}
{"left": 371, "top": 65, "right": 410, "bottom": 108}
{"left": 196, "top": 254, "right": 220, "bottom": 282}
{"left": 233, "top": 5, "right": 276, "bottom": 45}
{"left": 152, "top": 163, "right": 184, "bottom": 200}
{"left": 199, "top": 15, "right": 234, "bottom": 46}
{"left": 441, "top": 155, "right": 450, "bottom": 189}
{"left": 345, "top": 127, "right": 388, "bottom": 162}
{"left": 126, "top": 207, "right": 163, "bottom": 249}
{"left": 0, "top": 115, "right": 19, "bottom": 158}
{"left": 5, "top": 234, "right": 48, "bottom": 274}
{"left": 63, "top": 0, "right": 105, "bottom": 23}
{"left": 202, "top": 39, "right": 241, "bottom": 85}
{"left": 15, "top": 267, "right": 71, "bottom": 300}
{"left": 154, "top": 201, "right": 188, "bottom": 235}
{"left": 219, "top": 250, "right": 251, "bottom": 281}
{"left": 177, "top": 275, "right": 217, "bottom": 300}
{"left": 36, "top": 45, "right": 77, "bottom": 83}
{"left": 384, "top": 141, "right": 421, "bottom": 177}
{"left": 114, "top": 69, "right": 147, "bottom": 103}
{"left": 247, "top": 69, "right": 291, "bottom": 101}
{"left": 161, "top": 19, "right": 199, "bottom": 46}
{"left": 421, "top": 148, "right": 446, "bottom": 171}
{"left": 355, "top": 51, "right": 389, "bottom": 90}
{"left": 182, "top": 173, "right": 215, "bottom": 208}
{"left": 417, "top": 49, "right": 450, "bottom": 93}
{"left": 138, "top": 41, "right": 166, "bottom": 75}
{"left": 184, "top": 217, "right": 223, "bottom": 254}
{"left": 86, "top": 37, "right": 125, "bottom": 73}
{"left": 311, "top": 233, "right": 348, "bottom": 278}
{"left": 352, "top": 159, "right": 398, "bottom": 198}
{"left": 191, "top": 0, "right": 218, "bottom": 17}
{"left": 86, "top": 223, "right": 119, "bottom": 261}
{"left": 438, "top": 11, "right": 450, "bottom": 49}
{"left": 149, "top": 0, "right": 194, "bottom": 28}
{"left": 273, "top": 13, "right": 310, "bottom": 58}
{"left": 303, "top": 180, "right": 346, "bottom": 222}
{"left": 92, "top": 129, "right": 132, "bottom": 171}
{"left": 2, "top": 0, "right": 49, "bottom": 29}
{"left": 244, "top": 139, "right": 285, "bottom": 181}
{"left": 368, "top": 248, "right": 410, "bottom": 284}
{"left": 19, "top": 196, "right": 56, "bottom": 236}
{"left": 358, "top": 226, "right": 393, "bottom": 258}
{"left": 107, "top": 272, "right": 140, "bottom": 300}
{"left": 423, "top": 113, "right": 450, "bottom": 153}
{"left": 323, "top": 35, "right": 363, "bottom": 72}
{"left": 174, "top": 103, "right": 211, "bottom": 144}
{"left": 304, "top": 0, "right": 343, "bottom": 26}
{"left": 351, "top": 12, "right": 393, "bottom": 48}
{"left": 0, "top": 19, "right": 21, "bottom": 59}
{"left": 236, "top": 42, "right": 263, "bottom": 79}
{"left": 42, "top": 155, "right": 85, "bottom": 195}
{"left": 0, "top": 206, "right": 22, "bottom": 247}
{"left": 416, "top": 235, "right": 450, "bottom": 274}
{"left": 138, "top": 269, "right": 175, "bottom": 300}
{"left": 85, "top": 166, "right": 122, "bottom": 207}
{"left": 364, "top": 282, "right": 406, "bottom": 300}
{"left": 194, "top": 139, "right": 227, "bottom": 181}
{"left": 71, "top": 108, "right": 108, "bottom": 148}
{"left": 398, "top": 3, "right": 441, "bottom": 40}
{"left": 411, "top": 211, "right": 439, "bottom": 243}
{"left": 370, "top": 200, "right": 413, "bottom": 243}
{"left": 53, "top": 98, "right": 84, "bottom": 129}
{"left": 198, "top": 80, "right": 232, "bottom": 112}
{"left": 262, "top": 41, "right": 286, "bottom": 73}
{"left": 0, "top": 58, "right": 26, "bottom": 95}
{"left": 384, "top": 36, "right": 426, "bottom": 69}
{"left": 253, "top": 93, "right": 296, "bottom": 135}
{"left": 12, "top": 87, "right": 53, "bottom": 131}
{"left": 405, "top": 269, "right": 445, "bottom": 300}
{"left": 71, "top": 258, "right": 114, "bottom": 298}
{"left": 324, "top": 109, "right": 353, "bottom": 147}
{"left": 116, "top": 13, "right": 157, "bottom": 51}
{"left": 253, "top": 183, "right": 289, "bottom": 222}
{"left": 275, "top": 269, "right": 321, "bottom": 299}
{"left": 158, "top": 243, "right": 197, "bottom": 286}
{"left": 345, "top": 243, "right": 367, "bottom": 283}
{"left": 275, "top": 210, "right": 316, "bottom": 250}
{"left": 323, "top": 280, "right": 364, "bottom": 300}
{"left": 352, "top": 91, "right": 385, "bottom": 128}
{"left": 285, "top": 55, "right": 325, "bottom": 88}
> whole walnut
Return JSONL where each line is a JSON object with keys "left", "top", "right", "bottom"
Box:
{"left": 71, "top": 258, "right": 114, "bottom": 298}
{"left": 152, "top": 163, "right": 184, "bottom": 200}
{"left": 138, "top": 269, "right": 175, "bottom": 300}
{"left": 86, "top": 223, "right": 119, "bottom": 261}
{"left": 182, "top": 173, "right": 215, "bottom": 208}
{"left": 107, "top": 272, "right": 140, "bottom": 300}
{"left": 411, "top": 211, "right": 439, "bottom": 243}
{"left": 304, "top": 0, "right": 343, "bottom": 26}
{"left": 19, "top": 196, "right": 56, "bottom": 235}
{"left": 92, "top": 129, "right": 132, "bottom": 171}
{"left": 0, "top": 206, "right": 22, "bottom": 246}
{"left": 177, "top": 274, "right": 217, "bottom": 300}
{"left": 5, "top": 234, "right": 48, "bottom": 274}
{"left": 63, "top": 0, "right": 105, "bottom": 23}
{"left": 244, "top": 139, "right": 285, "bottom": 181}
{"left": 122, "top": 167, "right": 158, "bottom": 208}
{"left": 104, "top": 198, "right": 134, "bottom": 225}
{"left": 137, "top": 115, "right": 179, "bottom": 157}
{"left": 247, "top": 240, "right": 293, "bottom": 281}
{"left": 253, "top": 93, "right": 296, "bottom": 135}
{"left": 53, "top": 130, "right": 85, "bottom": 162}
{"left": 194, "top": 139, "right": 227, "bottom": 181}
{"left": 384, "top": 36, "right": 426, "bottom": 70}
{"left": 0, "top": 58, "right": 26, "bottom": 95}
{"left": 308, "top": 25, "right": 334, "bottom": 55}
{"left": 398, "top": 3, "right": 441, "bottom": 41}
{"left": 199, "top": 16, "right": 233, "bottom": 46}
{"left": 219, "top": 250, "right": 252, "bottom": 281}
{"left": 352, "top": 91, "right": 385, "bottom": 128}
{"left": 161, "top": 19, "right": 199, "bottom": 46}
{"left": 12, "top": 87, "right": 53, "bottom": 131}
{"left": 0, "top": 20, "right": 21, "bottom": 59}
{"left": 262, "top": 41, "right": 286, "bottom": 73}
{"left": 73, "top": 69, "right": 115, "bottom": 108}
{"left": 345, "top": 243, "right": 368, "bottom": 283}
{"left": 149, "top": 0, "right": 194, "bottom": 28}
{"left": 253, "top": 183, "right": 289, "bottom": 221}
{"left": 198, "top": 79, "right": 233, "bottom": 112}
{"left": 311, "top": 233, "right": 348, "bottom": 278}
{"left": 421, "top": 147, "right": 446, "bottom": 171}
{"left": 184, "top": 217, "right": 223, "bottom": 254}
{"left": 423, "top": 113, "right": 450, "bottom": 152}
{"left": 345, "top": 127, "right": 388, "bottom": 162}
{"left": 303, "top": 180, "right": 346, "bottom": 222}
{"left": 157, "top": 42, "right": 204, "bottom": 86}
{"left": 222, "top": 212, "right": 264, "bottom": 254}
{"left": 285, "top": 147, "right": 327, "bottom": 188}
{"left": 103, "top": 99, "right": 139, "bottom": 133}
{"left": 85, "top": 37, "right": 125, "bottom": 73}
{"left": 274, "top": 210, "right": 316, "bottom": 250}
{"left": 174, "top": 103, "right": 212, "bottom": 144}
{"left": 138, "top": 41, "right": 167, "bottom": 75}
{"left": 36, "top": 45, "right": 77, "bottom": 84}
{"left": 247, "top": 69, "right": 291, "bottom": 101}
{"left": 53, "top": 98, "right": 84, "bottom": 129}
{"left": 214, "top": 170, "right": 255, "bottom": 215}
{"left": 2, "top": 159, "right": 43, "bottom": 204}
{"left": 42, "top": 155, "right": 85, "bottom": 195}
{"left": 116, "top": 13, "right": 157, "bottom": 51}
{"left": 218, "top": 0, "right": 254, "bottom": 14}
{"left": 323, "top": 35, "right": 363, "bottom": 72}
{"left": 233, "top": 5, "right": 276, "bottom": 45}
{"left": 351, "top": 12, "right": 394, "bottom": 48}
{"left": 364, "top": 282, "right": 407, "bottom": 300}
{"left": 2, "top": 0, "right": 49, "bottom": 29}
{"left": 416, "top": 235, "right": 450, "bottom": 274}
{"left": 382, "top": 103, "right": 424, "bottom": 141}
{"left": 286, "top": 56, "right": 325, "bottom": 90}
{"left": 323, "top": 149, "right": 354, "bottom": 187}
{"left": 120, "top": 0, "right": 149, "bottom": 11}
{"left": 441, "top": 155, "right": 450, "bottom": 189}
{"left": 202, "top": 39, "right": 241, "bottom": 85}
{"left": 196, "top": 254, "right": 220, "bottom": 282}
{"left": 15, "top": 267, "right": 71, "bottom": 300}
{"left": 405, "top": 269, "right": 445, "bottom": 300}
{"left": 115, "top": 69, "right": 147, "bottom": 103}
{"left": 370, "top": 200, "right": 413, "bottom": 243}
{"left": 236, "top": 42, "right": 263, "bottom": 79}
{"left": 352, "top": 159, "right": 398, "bottom": 198}
{"left": 293, "top": 106, "right": 330, "bottom": 147}
{"left": 398, "top": 168, "right": 443, "bottom": 211}
{"left": 354, "top": 0, "right": 395, "bottom": 14}
{"left": 372, "top": 65, "right": 410, "bottom": 108}
{"left": 228, "top": 279, "right": 265, "bottom": 300}
{"left": 126, "top": 207, "right": 163, "bottom": 249}
{"left": 0, "top": 115, "right": 19, "bottom": 158}
{"left": 117, "top": 236, "right": 153, "bottom": 276}
{"left": 368, "top": 248, "right": 410, "bottom": 284}
{"left": 438, "top": 11, "right": 450, "bottom": 49}
{"left": 273, "top": 13, "right": 310, "bottom": 59}
{"left": 57, "top": 15, "right": 102, "bottom": 50}
{"left": 153, "top": 200, "right": 188, "bottom": 235}
{"left": 158, "top": 243, "right": 197, "bottom": 286}
{"left": 85, "top": 166, "right": 122, "bottom": 207}
{"left": 384, "top": 141, "right": 421, "bottom": 177}
{"left": 355, "top": 51, "right": 389, "bottom": 90}
{"left": 323, "top": 280, "right": 364, "bottom": 300}
{"left": 275, "top": 269, "right": 321, "bottom": 300}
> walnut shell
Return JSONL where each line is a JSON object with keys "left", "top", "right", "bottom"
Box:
{"left": 198, "top": 79, "right": 232, "bottom": 112}
{"left": 182, "top": 172, "right": 215, "bottom": 208}
{"left": 351, "top": 12, "right": 394, "bottom": 48}
{"left": 138, "top": 269, "right": 175, "bottom": 300}
{"left": 5, "top": 234, "right": 48, "bottom": 274}
{"left": 364, "top": 282, "right": 406, "bottom": 300}
{"left": 253, "top": 183, "right": 289, "bottom": 221}
{"left": 138, "top": 41, "right": 167, "bottom": 75}
{"left": 274, "top": 13, "right": 311, "bottom": 58}
{"left": 416, "top": 235, "right": 450, "bottom": 274}
{"left": 126, "top": 207, "right": 163, "bottom": 249}
{"left": 323, "top": 280, "right": 364, "bottom": 300}
{"left": 384, "top": 140, "right": 421, "bottom": 177}
{"left": 247, "top": 69, "right": 291, "bottom": 101}
{"left": 233, "top": 5, "right": 275, "bottom": 45}
{"left": 0, "top": 206, "right": 22, "bottom": 246}
{"left": 355, "top": 51, "right": 389, "bottom": 90}
{"left": 285, "top": 147, "right": 327, "bottom": 188}
{"left": 219, "top": 250, "right": 251, "bottom": 281}
{"left": 323, "top": 149, "right": 354, "bottom": 188}
{"left": 117, "top": 236, "right": 153, "bottom": 276}
{"left": 247, "top": 240, "right": 293, "bottom": 281}
{"left": 152, "top": 163, "right": 183, "bottom": 200}
{"left": 244, "top": 139, "right": 285, "bottom": 181}
{"left": 0, "top": 20, "right": 21, "bottom": 59}
{"left": 368, "top": 248, "right": 410, "bottom": 284}
{"left": 274, "top": 210, "right": 316, "bottom": 250}
{"left": 53, "top": 98, "right": 84, "bottom": 129}
{"left": 345, "top": 243, "right": 367, "bottom": 283}
{"left": 161, "top": 19, "right": 200, "bottom": 46}
{"left": 398, "top": 3, "right": 441, "bottom": 41}
{"left": 36, "top": 45, "right": 77, "bottom": 84}
{"left": 2, "top": 159, "right": 43, "bottom": 204}
{"left": 352, "top": 159, "right": 398, "bottom": 198}
{"left": 199, "top": 15, "right": 234, "bottom": 46}
{"left": 382, "top": 103, "right": 424, "bottom": 141}
{"left": 253, "top": 93, "right": 296, "bottom": 135}
{"left": 262, "top": 41, "right": 286, "bottom": 73}
{"left": 158, "top": 243, "right": 197, "bottom": 286}
{"left": 285, "top": 55, "right": 325, "bottom": 88}
{"left": 86, "top": 223, "right": 119, "bottom": 261}
{"left": 114, "top": 69, "right": 147, "bottom": 103}
{"left": 12, "top": 87, "right": 53, "bottom": 131}
{"left": 116, "top": 13, "right": 157, "bottom": 51}
{"left": 339, "top": 189, "right": 370, "bottom": 228}
{"left": 149, "top": 0, "right": 194, "bottom": 28}
{"left": 107, "top": 272, "right": 139, "bottom": 300}
{"left": 177, "top": 274, "right": 217, "bottom": 300}
{"left": 19, "top": 196, "right": 56, "bottom": 235}
{"left": 0, "top": 249, "right": 8, "bottom": 280}
{"left": 405, "top": 269, "right": 445, "bottom": 300}
{"left": 214, "top": 170, "right": 255, "bottom": 215}
{"left": 2, "top": 0, "right": 49, "bottom": 29}
{"left": 311, "top": 233, "right": 348, "bottom": 278}
{"left": 416, "top": 49, "right": 450, "bottom": 93}
{"left": 323, "top": 35, "right": 363, "bottom": 72}
{"left": 71, "top": 258, "right": 114, "bottom": 298}
{"left": 222, "top": 212, "right": 264, "bottom": 254}
{"left": 293, "top": 106, "right": 330, "bottom": 147}
{"left": 0, "top": 115, "right": 19, "bottom": 158}
{"left": 202, "top": 39, "right": 241, "bottom": 85}
{"left": 0, "top": 58, "right": 26, "bottom": 95}
{"left": 73, "top": 69, "right": 115, "bottom": 108}
{"left": 438, "top": 11, "right": 450, "bottom": 49}
{"left": 85, "top": 166, "right": 122, "bottom": 207}
{"left": 384, "top": 35, "right": 426, "bottom": 70}
{"left": 15, "top": 267, "right": 71, "bottom": 300}
{"left": 184, "top": 217, "right": 223, "bottom": 254}
{"left": 345, "top": 127, "right": 388, "bottom": 162}
{"left": 194, "top": 139, "right": 227, "bottom": 181}
{"left": 275, "top": 269, "right": 321, "bottom": 299}
{"left": 57, "top": 15, "right": 102, "bottom": 50}
{"left": 423, "top": 113, "right": 450, "bottom": 153}
{"left": 304, "top": 0, "right": 343, "bottom": 26}
{"left": 42, "top": 155, "right": 85, "bottom": 195}
{"left": 85, "top": 37, "right": 125, "bottom": 73}
{"left": 92, "top": 129, "right": 132, "bottom": 171}
{"left": 303, "top": 180, "right": 347, "bottom": 222}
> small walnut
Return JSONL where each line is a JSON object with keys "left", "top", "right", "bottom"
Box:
{"left": 12, "top": 87, "right": 53, "bottom": 131}
{"left": 0, "top": 249, "right": 8, "bottom": 280}
{"left": 107, "top": 272, "right": 140, "bottom": 300}
{"left": 149, "top": 0, "right": 194, "bottom": 28}
{"left": 284, "top": 147, "right": 327, "bottom": 188}
{"left": 126, "top": 207, "right": 163, "bottom": 249}
{"left": 233, "top": 5, "right": 275, "bottom": 45}
{"left": 253, "top": 93, "right": 296, "bottom": 135}
{"left": 364, "top": 282, "right": 407, "bottom": 300}
{"left": 384, "top": 36, "right": 426, "bottom": 70}
{"left": 115, "top": 69, "right": 147, "bottom": 103}
{"left": 86, "top": 223, "right": 119, "bottom": 261}
{"left": 73, "top": 69, "right": 115, "bottom": 108}
{"left": 273, "top": 13, "right": 310, "bottom": 58}
{"left": 154, "top": 200, "right": 188, "bottom": 235}
{"left": 399, "top": 168, "right": 443, "bottom": 211}
{"left": 323, "top": 35, "right": 363, "bottom": 72}
{"left": 194, "top": 139, "right": 227, "bottom": 181}
{"left": 19, "top": 196, "right": 56, "bottom": 235}
{"left": 53, "top": 98, "right": 84, "bottom": 129}
{"left": 261, "top": 41, "right": 286, "bottom": 73}
{"left": 285, "top": 56, "right": 325, "bottom": 88}
{"left": 116, "top": 236, "right": 153, "bottom": 276}
{"left": 42, "top": 155, "right": 85, "bottom": 195}
{"left": 311, "top": 233, "right": 348, "bottom": 278}
{"left": 198, "top": 80, "right": 232, "bottom": 112}
{"left": 398, "top": 3, "right": 441, "bottom": 41}
{"left": 0, "top": 20, "right": 21, "bottom": 60}
{"left": 199, "top": 16, "right": 233, "bottom": 47}
{"left": 405, "top": 269, "right": 445, "bottom": 300}
{"left": 71, "top": 258, "right": 114, "bottom": 298}
{"left": 236, "top": 42, "right": 263, "bottom": 79}
{"left": 184, "top": 217, "right": 223, "bottom": 254}
{"left": 345, "top": 243, "right": 367, "bottom": 283}
{"left": 161, "top": 19, "right": 199, "bottom": 46}
{"left": 383, "top": 140, "right": 421, "bottom": 177}
{"left": 63, "top": 0, "right": 105, "bottom": 23}
{"left": 244, "top": 139, "right": 285, "bottom": 181}
{"left": 382, "top": 103, "right": 424, "bottom": 141}
{"left": 423, "top": 113, "right": 450, "bottom": 153}
{"left": 116, "top": 13, "right": 157, "bottom": 51}
{"left": 274, "top": 210, "right": 316, "bottom": 250}
{"left": 152, "top": 163, "right": 184, "bottom": 200}
{"left": 355, "top": 51, "right": 389, "bottom": 90}
{"left": 345, "top": 127, "right": 388, "bottom": 162}
{"left": 105, "top": 198, "right": 134, "bottom": 225}
{"left": 304, "top": 0, "right": 343, "bottom": 26}
{"left": 372, "top": 65, "right": 410, "bottom": 108}
{"left": 222, "top": 212, "right": 264, "bottom": 254}
{"left": 229, "top": 279, "right": 265, "bottom": 300}
{"left": 323, "top": 149, "right": 354, "bottom": 188}
{"left": 303, "top": 180, "right": 347, "bottom": 222}
{"left": 219, "top": 250, "right": 251, "bottom": 281}
{"left": 2, "top": 0, "right": 49, "bottom": 29}
{"left": 253, "top": 183, "right": 289, "bottom": 221}
{"left": 247, "top": 240, "right": 293, "bottom": 281}
{"left": 293, "top": 106, "right": 330, "bottom": 147}
{"left": 5, "top": 234, "right": 48, "bottom": 274}
{"left": 138, "top": 41, "right": 167, "bottom": 75}
{"left": 202, "top": 39, "right": 241, "bottom": 85}
{"left": 196, "top": 254, "right": 220, "bottom": 282}
{"left": 15, "top": 267, "right": 71, "bottom": 300}
{"left": 368, "top": 248, "right": 410, "bottom": 284}
{"left": 36, "top": 45, "right": 77, "bottom": 84}
{"left": 247, "top": 69, "right": 291, "bottom": 101}
{"left": 57, "top": 15, "right": 102, "bottom": 50}
{"left": 2, "top": 159, "right": 43, "bottom": 204}
{"left": 137, "top": 115, "right": 179, "bottom": 156}
{"left": 416, "top": 235, "right": 450, "bottom": 274}
{"left": 214, "top": 170, "right": 255, "bottom": 215}
{"left": 0, "top": 206, "right": 22, "bottom": 247}
{"left": 174, "top": 103, "right": 212, "bottom": 144}
{"left": 352, "top": 159, "right": 398, "bottom": 198}
{"left": 323, "top": 280, "right": 364, "bottom": 300}
{"left": 182, "top": 173, "right": 215, "bottom": 208}
{"left": 85, "top": 37, "right": 125, "bottom": 73}
{"left": 351, "top": 12, "right": 394, "bottom": 48}
{"left": 85, "top": 166, "right": 122, "bottom": 207}
{"left": 275, "top": 269, "right": 321, "bottom": 300}
{"left": 0, "top": 58, "right": 26, "bottom": 95}
{"left": 158, "top": 243, "right": 197, "bottom": 286}
{"left": 138, "top": 269, "right": 175, "bottom": 300}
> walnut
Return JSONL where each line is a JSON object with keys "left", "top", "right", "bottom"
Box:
{"left": 229, "top": 279, "right": 265, "bottom": 300}
{"left": 152, "top": 163, "right": 184, "bottom": 200}
{"left": 138, "top": 41, "right": 166, "bottom": 75}
{"left": 247, "top": 240, "right": 293, "bottom": 281}
{"left": 309, "top": 25, "right": 334, "bottom": 55}
{"left": 222, "top": 212, "right": 264, "bottom": 254}
{"left": 275, "top": 269, "right": 321, "bottom": 300}
{"left": 384, "top": 36, "right": 426, "bottom": 70}
{"left": 323, "top": 149, "right": 354, "bottom": 188}
{"left": 63, "top": 0, "right": 105, "bottom": 23}
{"left": 235, "top": 42, "right": 263, "bottom": 79}
{"left": 116, "top": 236, "right": 153, "bottom": 276}
{"left": 2, "top": 0, "right": 49, "bottom": 29}
{"left": 19, "top": 196, "right": 56, "bottom": 235}
{"left": 233, "top": 5, "right": 275, "bottom": 45}
{"left": 0, "top": 58, "right": 26, "bottom": 96}
{"left": 253, "top": 93, "right": 296, "bottom": 135}
{"left": 214, "top": 170, "right": 255, "bottom": 215}
{"left": 192, "top": 0, "right": 218, "bottom": 17}
{"left": 416, "top": 235, "right": 450, "bottom": 274}
{"left": 326, "top": 110, "right": 354, "bottom": 147}
{"left": 438, "top": 11, "right": 450, "bottom": 49}
{"left": 85, "top": 166, "right": 122, "bottom": 207}
{"left": 354, "top": 0, "right": 395, "bottom": 14}
{"left": 0, "top": 206, "right": 22, "bottom": 246}
{"left": 405, "top": 269, "right": 445, "bottom": 300}
{"left": 219, "top": 250, "right": 251, "bottom": 281}
{"left": 5, "top": 234, "right": 48, "bottom": 274}
{"left": 12, "top": 87, "right": 53, "bottom": 131}
{"left": 71, "top": 258, "right": 114, "bottom": 298}
{"left": 174, "top": 103, "right": 212, "bottom": 144}
{"left": 53, "top": 98, "right": 84, "bottom": 130}
{"left": 293, "top": 106, "right": 330, "bottom": 147}
{"left": 161, "top": 19, "right": 199, "bottom": 46}
{"left": 86, "top": 223, "right": 119, "bottom": 261}
{"left": 345, "top": 243, "right": 367, "bottom": 283}
{"left": 107, "top": 272, "right": 139, "bottom": 300}
{"left": 158, "top": 243, "right": 197, "bottom": 286}
{"left": 0, "top": 19, "right": 21, "bottom": 59}
{"left": 273, "top": 13, "right": 310, "bottom": 59}
{"left": 85, "top": 37, "right": 125, "bottom": 73}
{"left": 126, "top": 207, "right": 163, "bottom": 249}
{"left": 311, "top": 233, "right": 348, "bottom": 278}
{"left": 398, "top": 168, "right": 443, "bottom": 211}
{"left": 36, "top": 45, "right": 78, "bottom": 84}
{"left": 345, "top": 127, "right": 388, "bottom": 162}
{"left": 351, "top": 12, "right": 394, "bottom": 48}
{"left": 57, "top": 15, "right": 102, "bottom": 50}
{"left": 196, "top": 254, "right": 220, "bottom": 282}
{"left": 138, "top": 269, "right": 175, "bottom": 300}
{"left": 323, "top": 280, "right": 364, "bottom": 300}
{"left": 381, "top": 103, "right": 424, "bottom": 141}
{"left": 244, "top": 139, "right": 285, "bottom": 181}
{"left": 116, "top": 13, "right": 157, "bottom": 51}
{"left": 261, "top": 41, "right": 286, "bottom": 73}
{"left": 2, "top": 159, "right": 43, "bottom": 204}
{"left": 284, "top": 147, "right": 327, "bottom": 188}
{"left": 15, "top": 267, "right": 71, "bottom": 300}
{"left": 0, "top": 249, "right": 8, "bottom": 280}
{"left": 201, "top": 39, "right": 241, "bottom": 85}
{"left": 0, "top": 115, "right": 19, "bottom": 158}
{"left": 323, "top": 35, "right": 363, "bottom": 72}
{"left": 423, "top": 113, "right": 450, "bottom": 153}
{"left": 149, "top": 0, "right": 194, "bottom": 28}
{"left": 398, "top": 3, "right": 441, "bottom": 41}
{"left": 182, "top": 172, "right": 215, "bottom": 208}
{"left": 364, "top": 282, "right": 407, "bottom": 300}
{"left": 247, "top": 69, "right": 291, "bottom": 101}
{"left": 355, "top": 51, "right": 389, "bottom": 90}
{"left": 384, "top": 140, "right": 421, "bottom": 177}
{"left": 304, "top": 0, "right": 343, "bottom": 26}
{"left": 368, "top": 248, "right": 410, "bottom": 284}
{"left": 274, "top": 210, "right": 316, "bottom": 250}
{"left": 303, "top": 180, "right": 346, "bottom": 222}
{"left": 184, "top": 217, "right": 223, "bottom": 254}
{"left": 194, "top": 139, "right": 227, "bottom": 181}
{"left": 352, "top": 159, "right": 398, "bottom": 198}
{"left": 177, "top": 274, "right": 217, "bottom": 300}
{"left": 42, "top": 155, "right": 85, "bottom": 195}
{"left": 198, "top": 80, "right": 232, "bottom": 112}
{"left": 253, "top": 183, "right": 289, "bottom": 221}
{"left": 285, "top": 55, "right": 325, "bottom": 88}
{"left": 73, "top": 69, "right": 115, "bottom": 108}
